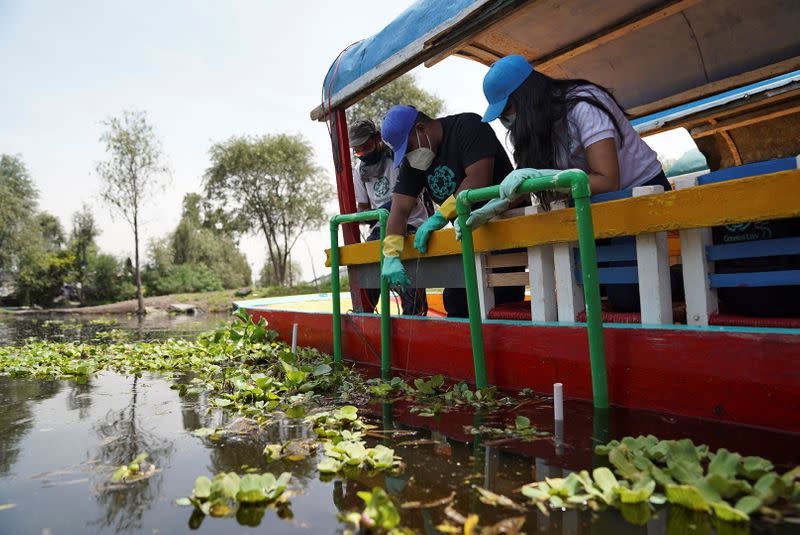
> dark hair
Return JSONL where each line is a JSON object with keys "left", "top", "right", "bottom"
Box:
{"left": 415, "top": 111, "right": 434, "bottom": 123}
{"left": 507, "top": 70, "right": 625, "bottom": 170}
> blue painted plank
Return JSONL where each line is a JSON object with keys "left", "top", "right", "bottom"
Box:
{"left": 591, "top": 189, "right": 633, "bottom": 204}
{"left": 707, "top": 237, "right": 800, "bottom": 261}
{"left": 709, "top": 270, "right": 800, "bottom": 288}
{"left": 698, "top": 157, "right": 798, "bottom": 185}
{"left": 576, "top": 266, "right": 639, "bottom": 285}
{"left": 573, "top": 238, "right": 636, "bottom": 263}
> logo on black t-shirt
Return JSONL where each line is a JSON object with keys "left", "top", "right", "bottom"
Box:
{"left": 427, "top": 165, "right": 456, "bottom": 201}
{"left": 373, "top": 175, "right": 390, "bottom": 197}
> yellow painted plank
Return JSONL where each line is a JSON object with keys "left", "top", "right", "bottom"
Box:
{"left": 328, "top": 170, "right": 800, "bottom": 267}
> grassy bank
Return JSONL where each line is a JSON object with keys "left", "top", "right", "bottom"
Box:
{"left": 6, "top": 279, "right": 343, "bottom": 315}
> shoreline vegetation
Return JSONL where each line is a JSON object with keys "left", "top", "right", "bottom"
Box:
{"left": 0, "top": 282, "right": 340, "bottom": 316}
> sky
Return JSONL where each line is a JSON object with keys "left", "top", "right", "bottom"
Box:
{"left": 0, "top": 1, "right": 693, "bottom": 282}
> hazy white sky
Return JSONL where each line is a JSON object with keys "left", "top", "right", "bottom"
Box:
{"left": 0, "top": 1, "right": 692, "bottom": 282}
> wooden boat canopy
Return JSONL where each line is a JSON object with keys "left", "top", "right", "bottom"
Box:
{"left": 311, "top": 0, "right": 800, "bottom": 166}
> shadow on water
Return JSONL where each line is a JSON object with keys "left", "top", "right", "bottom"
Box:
{"left": 0, "top": 318, "right": 798, "bottom": 534}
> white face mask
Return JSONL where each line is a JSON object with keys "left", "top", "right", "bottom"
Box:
{"left": 499, "top": 113, "right": 517, "bottom": 130}
{"left": 406, "top": 129, "right": 435, "bottom": 170}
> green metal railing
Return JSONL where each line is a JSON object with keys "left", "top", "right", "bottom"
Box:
{"left": 455, "top": 170, "right": 609, "bottom": 409}
{"left": 329, "top": 209, "right": 391, "bottom": 380}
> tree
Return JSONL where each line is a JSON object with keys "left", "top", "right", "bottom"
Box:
{"left": 35, "top": 212, "right": 65, "bottom": 252}
{"left": 346, "top": 74, "right": 445, "bottom": 125}
{"left": 96, "top": 110, "right": 168, "bottom": 315}
{"left": 259, "top": 257, "right": 301, "bottom": 287}
{"left": 204, "top": 134, "right": 334, "bottom": 286}
{"left": 0, "top": 154, "right": 38, "bottom": 274}
{"left": 69, "top": 204, "right": 99, "bottom": 302}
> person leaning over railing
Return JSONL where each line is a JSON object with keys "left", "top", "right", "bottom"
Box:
{"left": 349, "top": 118, "right": 429, "bottom": 316}
{"left": 464, "top": 55, "right": 673, "bottom": 313}
{"left": 379, "top": 104, "right": 525, "bottom": 318}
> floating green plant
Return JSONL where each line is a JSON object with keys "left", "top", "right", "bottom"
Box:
{"left": 339, "top": 488, "right": 412, "bottom": 534}
{"left": 176, "top": 471, "right": 292, "bottom": 518}
{"left": 111, "top": 452, "right": 158, "bottom": 483}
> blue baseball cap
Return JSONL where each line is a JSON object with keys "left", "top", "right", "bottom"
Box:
{"left": 381, "top": 105, "right": 418, "bottom": 168}
{"left": 482, "top": 55, "right": 533, "bottom": 122}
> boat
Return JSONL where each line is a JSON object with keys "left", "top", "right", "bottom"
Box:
{"left": 240, "top": 0, "right": 800, "bottom": 434}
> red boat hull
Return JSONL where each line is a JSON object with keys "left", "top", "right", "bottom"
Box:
{"left": 245, "top": 308, "right": 800, "bottom": 433}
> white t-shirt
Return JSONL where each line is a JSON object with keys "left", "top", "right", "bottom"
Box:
{"left": 353, "top": 150, "right": 428, "bottom": 231}
{"left": 561, "top": 85, "right": 662, "bottom": 190}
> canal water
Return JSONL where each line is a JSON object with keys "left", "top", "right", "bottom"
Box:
{"left": 0, "top": 315, "right": 798, "bottom": 534}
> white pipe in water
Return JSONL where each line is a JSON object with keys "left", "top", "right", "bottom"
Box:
{"left": 291, "top": 323, "right": 299, "bottom": 354}
{"left": 554, "top": 382, "right": 564, "bottom": 422}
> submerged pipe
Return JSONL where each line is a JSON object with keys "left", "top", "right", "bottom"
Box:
{"left": 329, "top": 209, "right": 391, "bottom": 379}
{"left": 456, "top": 170, "right": 608, "bottom": 408}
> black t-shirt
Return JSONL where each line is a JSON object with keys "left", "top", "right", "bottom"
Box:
{"left": 393, "top": 113, "right": 513, "bottom": 204}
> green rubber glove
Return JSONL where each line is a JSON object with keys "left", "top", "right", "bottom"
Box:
{"left": 499, "top": 168, "right": 562, "bottom": 201}
{"left": 413, "top": 212, "right": 448, "bottom": 253}
{"left": 381, "top": 256, "right": 411, "bottom": 286}
{"left": 465, "top": 198, "right": 511, "bottom": 230}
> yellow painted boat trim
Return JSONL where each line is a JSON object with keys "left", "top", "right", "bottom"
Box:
{"left": 328, "top": 170, "right": 800, "bottom": 267}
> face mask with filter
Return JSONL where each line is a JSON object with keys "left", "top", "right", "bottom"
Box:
{"left": 406, "top": 129, "right": 436, "bottom": 170}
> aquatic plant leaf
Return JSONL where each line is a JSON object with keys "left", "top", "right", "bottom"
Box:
{"left": 711, "top": 500, "right": 750, "bottom": 523}
{"left": 753, "top": 472, "right": 789, "bottom": 505}
{"left": 312, "top": 363, "right": 332, "bottom": 376}
{"left": 263, "top": 444, "right": 282, "bottom": 461}
{"left": 709, "top": 449, "right": 742, "bottom": 480}
{"left": 706, "top": 473, "right": 752, "bottom": 499}
{"left": 212, "top": 398, "right": 232, "bottom": 408}
{"left": 175, "top": 497, "right": 192, "bottom": 506}
{"left": 595, "top": 440, "right": 619, "bottom": 456}
{"left": 665, "top": 484, "right": 711, "bottom": 513}
{"left": 463, "top": 513, "right": 479, "bottom": 534}
{"left": 739, "top": 456, "right": 774, "bottom": 481}
{"left": 734, "top": 495, "right": 762, "bottom": 515}
{"left": 620, "top": 503, "right": 651, "bottom": 525}
{"left": 782, "top": 466, "right": 800, "bottom": 486}
{"left": 111, "top": 466, "right": 128, "bottom": 483}
{"left": 368, "top": 444, "right": 395, "bottom": 469}
{"left": 593, "top": 467, "right": 620, "bottom": 502}
{"left": 131, "top": 452, "right": 148, "bottom": 464}
{"left": 514, "top": 416, "right": 530, "bottom": 430}
{"left": 237, "top": 474, "right": 268, "bottom": 503}
{"left": 317, "top": 458, "right": 340, "bottom": 473}
{"left": 618, "top": 479, "right": 656, "bottom": 503}
{"left": 649, "top": 493, "right": 667, "bottom": 505}
{"left": 666, "top": 439, "right": 704, "bottom": 484}
{"left": 211, "top": 473, "right": 240, "bottom": 500}
{"left": 609, "top": 446, "right": 641, "bottom": 481}
{"left": 333, "top": 405, "right": 358, "bottom": 421}
{"left": 358, "top": 488, "right": 402, "bottom": 530}
{"left": 193, "top": 476, "right": 212, "bottom": 499}
{"left": 521, "top": 483, "right": 550, "bottom": 501}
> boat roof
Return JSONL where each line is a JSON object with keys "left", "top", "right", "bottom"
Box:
{"left": 312, "top": 0, "right": 800, "bottom": 122}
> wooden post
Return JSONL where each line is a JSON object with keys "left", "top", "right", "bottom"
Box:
{"left": 674, "top": 176, "right": 718, "bottom": 325}
{"left": 632, "top": 186, "right": 673, "bottom": 324}
{"left": 525, "top": 205, "right": 557, "bottom": 321}
{"left": 550, "top": 200, "right": 585, "bottom": 321}
{"left": 475, "top": 252, "right": 495, "bottom": 320}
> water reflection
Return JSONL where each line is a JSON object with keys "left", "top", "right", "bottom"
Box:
{"left": 0, "top": 376, "right": 62, "bottom": 476}
{"left": 89, "top": 375, "right": 175, "bottom": 532}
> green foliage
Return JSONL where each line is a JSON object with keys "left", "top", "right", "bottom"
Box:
{"left": 339, "top": 488, "right": 411, "bottom": 534}
{"left": 14, "top": 250, "right": 75, "bottom": 306}
{"left": 0, "top": 154, "right": 38, "bottom": 274}
{"left": 346, "top": 74, "right": 445, "bottom": 126}
{"left": 204, "top": 133, "right": 334, "bottom": 286}
{"left": 111, "top": 452, "right": 157, "bottom": 483}
{"left": 35, "top": 212, "right": 65, "bottom": 252}
{"left": 86, "top": 253, "right": 136, "bottom": 303}
{"left": 147, "top": 263, "right": 224, "bottom": 295}
{"left": 177, "top": 471, "right": 292, "bottom": 519}
{"left": 69, "top": 204, "right": 99, "bottom": 299}
{"left": 96, "top": 110, "right": 168, "bottom": 313}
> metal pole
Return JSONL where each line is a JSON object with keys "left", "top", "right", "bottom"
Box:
{"left": 330, "top": 209, "right": 391, "bottom": 377}
{"left": 456, "top": 191, "right": 492, "bottom": 389}
{"left": 329, "top": 220, "right": 342, "bottom": 365}
{"left": 456, "top": 170, "right": 608, "bottom": 408}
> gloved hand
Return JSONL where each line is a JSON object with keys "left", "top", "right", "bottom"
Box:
{"left": 381, "top": 256, "right": 411, "bottom": 286}
{"left": 413, "top": 212, "right": 448, "bottom": 253}
{"left": 466, "top": 197, "right": 510, "bottom": 230}
{"left": 499, "top": 168, "right": 562, "bottom": 201}
{"left": 381, "top": 234, "right": 411, "bottom": 286}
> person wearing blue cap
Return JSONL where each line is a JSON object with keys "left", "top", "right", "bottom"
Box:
{"left": 348, "top": 118, "right": 429, "bottom": 316}
{"left": 378, "top": 104, "right": 524, "bottom": 317}
{"left": 469, "top": 55, "right": 671, "bottom": 313}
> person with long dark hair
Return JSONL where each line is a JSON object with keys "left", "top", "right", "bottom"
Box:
{"left": 466, "top": 55, "right": 672, "bottom": 313}
{"left": 467, "top": 55, "right": 668, "bottom": 222}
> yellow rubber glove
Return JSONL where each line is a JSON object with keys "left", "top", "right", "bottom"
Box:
{"left": 381, "top": 234, "right": 411, "bottom": 286}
